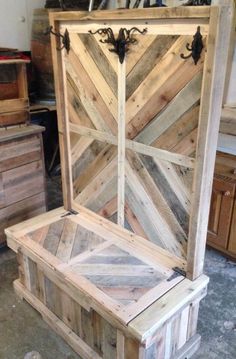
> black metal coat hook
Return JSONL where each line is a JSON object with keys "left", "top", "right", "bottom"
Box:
{"left": 180, "top": 26, "right": 203, "bottom": 65}
{"left": 44, "top": 26, "right": 70, "bottom": 54}
{"left": 89, "top": 27, "right": 147, "bottom": 64}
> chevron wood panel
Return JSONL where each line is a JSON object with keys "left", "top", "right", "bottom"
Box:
{"left": 28, "top": 218, "right": 107, "bottom": 262}
{"left": 62, "top": 29, "right": 206, "bottom": 260}
{"left": 25, "top": 213, "right": 185, "bottom": 323}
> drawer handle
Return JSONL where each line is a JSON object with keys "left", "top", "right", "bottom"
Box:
{"left": 232, "top": 169, "right": 236, "bottom": 175}
{"left": 223, "top": 191, "right": 231, "bottom": 197}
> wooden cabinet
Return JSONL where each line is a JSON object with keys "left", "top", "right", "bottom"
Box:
{"left": 207, "top": 152, "right": 236, "bottom": 259}
{"left": 0, "top": 125, "right": 47, "bottom": 247}
{"left": 0, "top": 59, "right": 30, "bottom": 127}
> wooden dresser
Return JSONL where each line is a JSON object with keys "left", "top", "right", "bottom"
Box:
{"left": 207, "top": 151, "right": 236, "bottom": 259}
{"left": 0, "top": 125, "right": 47, "bottom": 247}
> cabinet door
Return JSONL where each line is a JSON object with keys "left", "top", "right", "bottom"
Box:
{"left": 208, "top": 177, "right": 235, "bottom": 249}
{"left": 228, "top": 201, "right": 236, "bottom": 255}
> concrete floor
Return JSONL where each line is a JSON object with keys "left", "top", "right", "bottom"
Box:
{"left": 0, "top": 177, "right": 235, "bottom": 359}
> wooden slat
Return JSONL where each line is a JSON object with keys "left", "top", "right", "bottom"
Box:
{"left": 50, "top": 7, "right": 211, "bottom": 22}
{"left": 66, "top": 56, "right": 115, "bottom": 133}
{"left": 0, "top": 110, "right": 29, "bottom": 127}
{"left": 79, "top": 33, "right": 118, "bottom": 96}
{"left": 14, "top": 280, "right": 103, "bottom": 359}
{"left": 126, "top": 35, "right": 179, "bottom": 99}
{"left": 117, "top": 60, "right": 126, "bottom": 226}
{"left": 0, "top": 134, "right": 41, "bottom": 172}
{"left": 0, "top": 160, "right": 45, "bottom": 209}
{"left": 128, "top": 275, "right": 209, "bottom": 342}
{"left": 70, "top": 123, "right": 195, "bottom": 168}
{"left": 187, "top": 2, "right": 235, "bottom": 279}
{"left": 0, "top": 98, "right": 28, "bottom": 113}
{"left": 69, "top": 34, "right": 118, "bottom": 121}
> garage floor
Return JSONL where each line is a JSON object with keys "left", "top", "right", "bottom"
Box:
{"left": 0, "top": 177, "right": 236, "bottom": 359}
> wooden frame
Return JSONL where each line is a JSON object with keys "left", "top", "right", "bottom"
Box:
{"left": 5, "top": 3, "right": 235, "bottom": 359}
{"left": 49, "top": 3, "right": 234, "bottom": 280}
{"left": 0, "top": 59, "right": 30, "bottom": 127}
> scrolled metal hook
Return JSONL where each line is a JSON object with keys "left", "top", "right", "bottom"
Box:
{"left": 89, "top": 27, "right": 147, "bottom": 64}
{"left": 44, "top": 26, "right": 70, "bottom": 54}
{"left": 180, "top": 26, "right": 203, "bottom": 65}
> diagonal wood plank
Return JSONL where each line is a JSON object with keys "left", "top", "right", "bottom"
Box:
{"left": 124, "top": 203, "right": 148, "bottom": 240}
{"left": 126, "top": 35, "right": 196, "bottom": 123}
{"left": 151, "top": 104, "right": 199, "bottom": 153}
{"left": 126, "top": 35, "right": 179, "bottom": 100}
{"left": 140, "top": 154, "right": 189, "bottom": 234}
{"left": 70, "top": 33, "right": 118, "bottom": 121}
{"left": 135, "top": 72, "right": 202, "bottom": 145}
{"left": 73, "top": 145, "right": 117, "bottom": 197}
{"left": 79, "top": 33, "right": 118, "bottom": 96}
{"left": 67, "top": 74, "right": 95, "bottom": 129}
{"left": 43, "top": 219, "right": 65, "bottom": 256}
{"left": 56, "top": 219, "right": 78, "bottom": 261}
{"left": 126, "top": 151, "right": 188, "bottom": 245}
{"left": 125, "top": 160, "right": 186, "bottom": 258}
{"left": 71, "top": 226, "right": 106, "bottom": 259}
{"left": 66, "top": 61, "right": 114, "bottom": 134}
{"left": 74, "top": 157, "right": 117, "bottom": 206}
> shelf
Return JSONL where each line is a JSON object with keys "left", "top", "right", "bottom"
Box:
{"left": 0, "top": 59, "right": 30, "bottom": 65}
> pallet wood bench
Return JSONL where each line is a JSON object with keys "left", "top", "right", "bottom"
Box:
{"left": 5, "top": 2, "right": 234, "bottom": 358}
{"left": 7, "top": 206, "right": 208, "bottom": 359}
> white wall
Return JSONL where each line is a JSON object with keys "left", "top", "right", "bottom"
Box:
{"left": 0, "top": 0, "right": 45, "bottom": 51}
{"left": 225, "top": 45, "right": 236, "bottom": 106}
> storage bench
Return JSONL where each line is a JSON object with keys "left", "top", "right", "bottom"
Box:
{"left": 5, "top": 2, "right": 234, "bottom": 358}
{"left": 6, "top": 206, "right": 208, "bottom": 359}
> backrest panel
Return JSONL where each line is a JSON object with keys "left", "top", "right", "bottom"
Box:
{"left": 49, "top": 3, "right": 234, "bottom": 279}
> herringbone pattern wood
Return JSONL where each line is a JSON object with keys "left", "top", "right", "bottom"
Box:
{"left": 63, "top": 31, "right": 205, "bottom": 260}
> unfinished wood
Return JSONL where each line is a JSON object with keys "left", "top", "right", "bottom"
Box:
{"left": 187, "top": 2, "right": 234, "bottom": 279}
{"left": 0, "top": 59, "right": 30, "bottom": 65}
{"left": 14, "top": 280, "right": 103, "bottom": 359}
{"left": 0, "top": 98, "right": 29, "bottom": 113}
{"left": 0, "top": 125, "right": 46, "bottom": 246}
{"left": 58, "top": 17, "right": 208, "bottom": 259}
{"left": 0, "top": 110, "right": 29, "bottom": 127}
{"left": 0, "top": 160, "right": 45, "bottom": 209}
{"left": 0, "top": 134, "right": 41, "bottom": 172}
{"left": 207, "top": 176, "right": 235, "bottom": 249}
{"left": 220, "top": 108, "right": 236, "bottom": 136}
{"left": 5, "top": 5, "right": 234, "bottom": 359}
{"left": 228, "top": 200, "right": 236, "bottom": 255}
{"left": 69, "top": 124, "right": 195, "bottom": 168}
{"left": 117, "top": 60, "right": 126, "bottom": 226}
{"left": 215, "top": 151, "right": 236, "bottom": 180}
{"left": 173, "top": 334, "right": 201, "bottom": 359}
{"left": 49, "top": 18, "right": 73, "bottom": 210}
{"left": 128, "top": 274, "right": 208, "bottom": 342}
{"left": 0, "top": 193, "right": 46, "bottom": 245}
{"left": 51, "top": 7, "right": 211, "bottom": 22}
{"left": 0, "top": 61, "right": 30, "bottom": 127}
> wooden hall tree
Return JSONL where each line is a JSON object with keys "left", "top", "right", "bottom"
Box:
{"left": 5, "top": 2, "right": 235, "bottom": 359}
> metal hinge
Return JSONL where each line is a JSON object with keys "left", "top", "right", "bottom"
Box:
{"left": 167, "top": 267, "right": 186, "bottom": 282}
{"left": 61, "top": 209, "right": 78, "bottom": 218}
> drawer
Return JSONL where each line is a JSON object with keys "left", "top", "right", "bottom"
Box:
{"left": 0, "top": 134, "right": 42, "bottom": 172}
{"left": 0, "top": 192, "right": 46, "bottom": 245}
{"left": 215, "top": 152, "right": 236, "bottom": 180}
{"left": 0, "top": 110, "right": 29, "bottom": 127}
{"left": 0, "top": 160, "right": 45, "bottom": 209}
